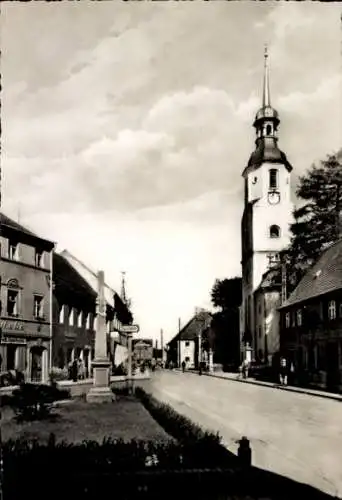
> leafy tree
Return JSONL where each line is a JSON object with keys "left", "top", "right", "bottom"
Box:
{"left": 211, "top": 277, "right": 242, "bottom": 311}
{"left": 210, "top": 278, "right": 242, "bottom": 367}
{"left": 284, "top": 149, "right": 342, "bottom": 289}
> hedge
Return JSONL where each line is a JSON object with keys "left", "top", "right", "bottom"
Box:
{"left": 134, "top": 387, "right": 236, "bottom": 467}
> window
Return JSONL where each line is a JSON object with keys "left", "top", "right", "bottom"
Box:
{"left": 185, "top": 341, "right": 190, "bottom": 347}
{"left": 269, "top": 225, "right": 280, "bottom": 238}
{"left": 266, "top": 124, "right": 272, "bottom": 135}
{"left": 296, "top": 309, "right": 302, "bottom": 327}
{"left": 69, "top": 308, "right": 75, "bottom": 326}
{"left": 9, "top": 241, "right": 18, "bottom": 260}
{"left": 35, "top": 249, "right": 43, "bottom": 268}
{"left": 86, "top": 313, "right": 90, "bottom": 329}
{"left": 59, "top": 305, "right": 65, "bottom": 324}
{"left": 7, "top": 290, "right": 18, "bottom": 316}
{"left": 285, "top": 312, "right": 290, "bottom": 328}
{"left": 339, "top": 303, "right": 342, "bottom": 318}
{"left": 93, "top": 316, "right": 97, "bottom": 332}
{"left": 185, "top": 356, "right": 190, "bottom": 363}
{"left": 77, "top": 311, "right": 83, "bottom": 328}
{"left": 33, "top": 295, "right": 43, "bottom": 318}
{"left": 269, "top": 169, "right": 278, "bottom": 190}
{"left": 328, "top": 300, "right": 336, "bottom": 320}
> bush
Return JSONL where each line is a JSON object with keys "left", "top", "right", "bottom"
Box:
{"left": 0, "top": 369, "right": 25, "bottom": 387}
{"left": 49, "top": 367, "right": 69, "bottom": 383}
{"left": 7, "top": 383, "right": 71, "bottom": 421}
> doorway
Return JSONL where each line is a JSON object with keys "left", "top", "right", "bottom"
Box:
{"left": 6, "top": 345, "right": 17, "bottom": 371}
{"left": 30, "top": 346, "right": 44, "bottom": 383}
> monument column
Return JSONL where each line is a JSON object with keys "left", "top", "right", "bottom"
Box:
{"left": 86, "top": 270, "right": 115, "bottom": 403}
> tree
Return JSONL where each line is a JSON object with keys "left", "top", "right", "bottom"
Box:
{"left": 285, "top": 149, "right": 342, "bottom": 288}
{"left": 211, "top": 277, "right": 242, "bottom": 311}
{"left": 210, "top": 277, "right": 242, "bottom": 367}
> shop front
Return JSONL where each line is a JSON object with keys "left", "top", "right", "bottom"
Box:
{"left": 0, "top": 319, "right": 50, "bottom": 383}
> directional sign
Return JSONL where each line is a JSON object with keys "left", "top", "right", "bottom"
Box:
{"left": 120, "top": 324, "right": 140, "bottom": 334}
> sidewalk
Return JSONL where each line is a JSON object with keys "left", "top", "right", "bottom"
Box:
{"left": 178, "top": 368, "right": 342, "bottom": 402}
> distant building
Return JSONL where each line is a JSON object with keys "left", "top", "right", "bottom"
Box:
{"left": 241, "top": 48, "right": 293, "bottom": 360}
{"left": 279, "top": 239, "right": 342, "bottom": 392}
{"left": 132, "top": 338, "right": 153, "bottom": 364}
{"left": 167, "top": 310, "right": 212, "bottom": 369}
{"left": 0, "top": 213, "right": 55, "bottom": 382}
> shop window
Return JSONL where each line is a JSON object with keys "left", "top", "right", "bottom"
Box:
{"left": 7, "top": 290, "right": 18, "bottom": 317}
{"left": 35, "top": 249, "right": 44, "bottom": 268}
{"left": 269, "top": 169, "right": 278, "bottom": 190}
{"left": 269, "top": 225, "right": 280, "bottom": 238}
{"left": 328, "top": 300, "right": 336, "bottom": 320}
{"left": 8, "top": 240, "right": 18, "bottom": 260}
{"left": 33, "top": 295, "right": 44, "bottom": 318}
{"left": 7, "top": 345, "right": 17, "bottom": 371}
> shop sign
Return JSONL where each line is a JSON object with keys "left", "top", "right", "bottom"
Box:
{"left": 1, "top": 335, "right": 27, "bottom": 345}
{"left": 0, "top": 320, "right": 25, "bottom": 333}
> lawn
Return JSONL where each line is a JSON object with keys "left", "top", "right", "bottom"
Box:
{"left": 1, "top": 395, "right": 172, "bottom": 444}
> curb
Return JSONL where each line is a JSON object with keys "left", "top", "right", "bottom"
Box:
{"left": 177, "top": 369, "right": 342, "bottom": 403}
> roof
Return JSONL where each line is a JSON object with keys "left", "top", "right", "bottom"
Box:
{"left": 59, "top": 249, "right": 118, "bottom": 307}
{"left": 53, "top": 253, "right": 96, "bottom": 301}
{"left": 168, "top": 311, "right": 212, "bottom": 343}
{"left": 279, "top": 239, "right": 342, "bottom": 309}
{"left": 255, "top": 265, "right": 281, "bottom": 292}
{"left": 245, "top": 137, "right": 293, "bottom": 174}
{"left": 0, "top": 212, "right": 55, "bottom": 248}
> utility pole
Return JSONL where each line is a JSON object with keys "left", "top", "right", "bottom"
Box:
{"left": 160, "top": 328, "right": 164, "bottom": 362}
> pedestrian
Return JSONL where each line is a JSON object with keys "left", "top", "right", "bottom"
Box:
{"left": 78, "top": 358, "right": 85, "bottom": 380}
{"left": 242, "top": 359, "right": 249, "bottom": 379}
{"left": 181, "top": 360, "right": 186, "bottom": 373}
{"left": 72, "top": 359, "right": 78, "bottom": 382}
{"left": 279, "top": 357, "right": 287, "bottom": 385}
{"left": 198, "top": 362, "right": 202, "bottom": 376}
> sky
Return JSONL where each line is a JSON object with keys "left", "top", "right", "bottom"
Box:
{"left": 1, "top": 2, "right": 341, "bottom": 343}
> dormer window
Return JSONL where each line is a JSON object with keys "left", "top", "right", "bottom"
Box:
{"left": 269, "top": 169, "right": 278, "bottom": 190}
{"left": 269, "top": 225, "right": 280, "bottom": 238}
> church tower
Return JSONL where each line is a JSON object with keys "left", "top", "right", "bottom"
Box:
{"left": 241, "top": 47, "right": 293, "bottom": 357}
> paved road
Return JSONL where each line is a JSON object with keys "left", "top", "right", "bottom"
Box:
{"left": 138, "top": 370, "right": 342, "bottom": 498}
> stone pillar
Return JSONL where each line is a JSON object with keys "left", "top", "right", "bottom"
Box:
{"left": 86, "top": 270, "right": 115, "bottom": 403}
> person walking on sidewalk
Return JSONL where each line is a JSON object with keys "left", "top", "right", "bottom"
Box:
{"left": 279, "top": 357, "right": 288, "bottom": 385}
{"left": 181, "top": 360, "right": 186, "bottom": 373}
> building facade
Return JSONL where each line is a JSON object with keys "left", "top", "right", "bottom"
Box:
{"left": 57, "top": 249, "right": 131, "bottom": 370}
{"left": 166, "top": 310, "right": 212, "bottom": 369}
{"left": 279, "top": 239, "right": 342, "bottom": 392}
{"left": 0, "top": 213, "right": 55, "bottom": 382}
{"left": 52, "top": 252, "right": 97, "bottom": 377}
{"left": 241, "top": 48, "right": 293, "bottom": 360}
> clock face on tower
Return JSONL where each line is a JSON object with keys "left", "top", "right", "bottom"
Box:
{"left": 268, "top": 191, "right": 280, "bottom": 205}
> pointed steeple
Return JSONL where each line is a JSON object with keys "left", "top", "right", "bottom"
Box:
{"left": 262, "top": 45, "right": 271, "bottom": 108}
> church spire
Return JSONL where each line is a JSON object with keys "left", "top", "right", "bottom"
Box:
{"left": 262, "top": 44, "right": 270, "bottom": 108}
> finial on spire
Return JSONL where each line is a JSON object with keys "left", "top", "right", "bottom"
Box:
{"left": 262, "top": 44, "right": 271, "bottom": 108}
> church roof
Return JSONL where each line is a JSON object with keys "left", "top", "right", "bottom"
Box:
{"left": 279, "top": 239, "right": 342, "bottom": 309}
{"left": 246, "top": 138, "right": 293, "bottom": 173}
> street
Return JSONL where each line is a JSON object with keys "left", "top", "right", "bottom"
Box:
{"left": 138, "top": 370, "right": 342, "bottom": 498}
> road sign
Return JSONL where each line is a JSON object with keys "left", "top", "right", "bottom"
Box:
{"left": 120, "top": 324, "right": 140, "bottom": 334}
